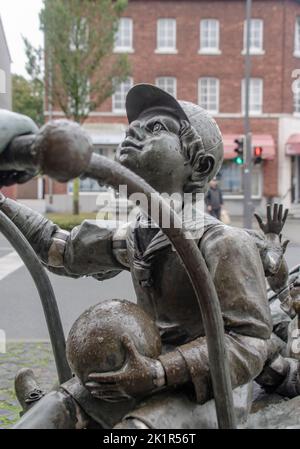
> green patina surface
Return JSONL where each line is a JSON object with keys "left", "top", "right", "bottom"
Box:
{"left": 0, "top": 341, "right": 56, "bottom": 429}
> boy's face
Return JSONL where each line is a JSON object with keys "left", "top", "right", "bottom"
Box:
{"left": 115, "top": 112, "right": 191, "bottom": 195}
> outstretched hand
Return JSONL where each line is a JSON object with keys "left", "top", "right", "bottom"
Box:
{"left": 85, "top": 335, "right": 160, "bottom": 402}
{"left": 254, "top": 203, "right": 288, "bottom": 236}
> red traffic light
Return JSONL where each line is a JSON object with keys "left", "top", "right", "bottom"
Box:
{"left": 253, "top": 146, "right": 263, "bottom": 164}
{"left": 254, "top": 146, "right": 263, "bottom": 157}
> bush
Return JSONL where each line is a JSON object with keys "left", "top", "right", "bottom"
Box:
{"left": 46, "top": 212, "right": 111, "bottom": 231}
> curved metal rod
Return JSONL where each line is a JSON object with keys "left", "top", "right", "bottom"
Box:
{"left": 0, "top": 210, "right": 71, "bottom": 384}
{"left": 86, "top": 153, "right": 237, "bottom": 429}
{"left": 287, "top": 263, "right": 300, "bottom": 277}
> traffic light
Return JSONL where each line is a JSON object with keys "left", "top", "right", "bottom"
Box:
{"left": 233, "top": 138, "right": 244, "bottom": 165}
{"left": 253, "top": 146, "right": 263, "bottom": 164}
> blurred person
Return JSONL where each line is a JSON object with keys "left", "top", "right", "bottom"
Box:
{"left": 205, "top": 177, "right": 223, "bottom": 220}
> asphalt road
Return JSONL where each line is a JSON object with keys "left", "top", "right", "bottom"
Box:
{"left": 0, "top": 233, "right": 136, "bottom": 340}
{"left": 0, "top": 229, "right": 299, "bottom": 341}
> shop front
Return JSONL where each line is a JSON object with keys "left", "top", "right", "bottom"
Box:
{"left": 286, "top": 133, "right": 300, "bottom": 204}
{"left": 219, "top": 134, "right": 275, "bottom": 216}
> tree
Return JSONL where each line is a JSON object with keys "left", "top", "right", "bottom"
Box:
{"left": 12, "top": 74, "right": 44, "bottom": 126}
{"left": 25, "top": 0, "right": 130, "bottom": 214}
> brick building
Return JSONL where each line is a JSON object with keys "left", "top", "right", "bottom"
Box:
{"left": 0, "top": 15, "right": 15, "bottom": 201}
{"left": 40, "top": 0, "right": 300, "bottom": 215}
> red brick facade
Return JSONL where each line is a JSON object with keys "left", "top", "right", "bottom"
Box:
{"left": 46, "top": 0, "right": 300, "bottom": 202}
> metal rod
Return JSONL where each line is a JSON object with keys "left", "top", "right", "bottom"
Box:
{"left": 243, "top": 0, "right": 253, "bottom": 229}
{"left": 0, "top": 211, "right": 71, "bottom": 384}
{"left": 86, "top": 153, "right": 237, "bottom": 429}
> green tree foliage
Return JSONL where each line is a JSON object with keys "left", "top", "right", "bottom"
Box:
{"left": 41, "top": 0, "right": 130, "bottom": 124}
{"left": 12, "top": 74, "right": 44, "bottom": 126}
{"left": 25, "top": 0, "right": 130, "bottom": 214}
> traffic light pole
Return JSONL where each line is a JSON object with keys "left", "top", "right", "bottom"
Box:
{"left": 243, "top": 0, "right": 253, "bottom": 229}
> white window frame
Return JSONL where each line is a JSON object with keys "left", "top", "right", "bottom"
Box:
{"left": 294, "top": 79, "right": 300, "bottom": 114}
{"left": 155, "top": 19, "right": 177, "bottom": 54}
{"left": 198, "top": 78, "right": 220, "bottom": 114}
{"left": 112, "top": 78, "right": 133, "bottom": 114}
{"left": 294, "top": 17, "right": 300, "bottom": 57}
{"left": 155, "top": 77, "right": 177, "bottom": 98}
{"left": 114, "top": 18, "right": 134, "bottom": 53}
{"left": 199, "top": 19, "right": 221, "bottom": 55}
{"left": 242, "top": 19, "right": 264, "bottom": 55}
{"left": 241, "top": 78, "right": 263, "bottom": 115}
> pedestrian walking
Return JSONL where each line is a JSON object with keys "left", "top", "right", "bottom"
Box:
{"left": 205, "top": 177, "right": 223, "bottom": 220}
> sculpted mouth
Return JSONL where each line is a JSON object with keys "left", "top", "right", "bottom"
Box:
{"left": 120, "top": 139, "right": 143, "bottom": 153}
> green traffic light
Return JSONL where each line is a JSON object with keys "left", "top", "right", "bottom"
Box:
{"left": 234, "top": 156, "right": 244, "bottom": 165}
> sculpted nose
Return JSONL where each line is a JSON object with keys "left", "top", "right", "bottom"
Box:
{"left": 126, "top": 121, "right": 145, "bottom": 141}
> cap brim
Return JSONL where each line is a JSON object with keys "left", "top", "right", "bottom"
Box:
{"left": 126, "top": 84, "right": 189, "bottom": 124}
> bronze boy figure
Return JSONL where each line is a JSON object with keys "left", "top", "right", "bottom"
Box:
{"left": 0, "top": 85, "right": 298, "bottom": 428}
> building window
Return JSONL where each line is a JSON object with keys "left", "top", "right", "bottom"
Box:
{"left": 242, "top": 78, "right": 263, "bottom": 115}
{"left": 243, "top": 19, "right": 264, "bottom": 54}
{"left": 114, "top": 18, "right": 133, "bottom": 52}
{"left": 219, "top": 162, "right": 261, "bottom": 197}
{"left": 295, "top": 17, "right": 300, "bottom": 56}
{"left": 294, "top": 79, "right": 300, "bottom": 113}
{"left": 112, "top": 78, "right": 133, "bottom": 113}
{"left": 156, "top": 19, "right": 177, "bottom": 53}
{"left": 156, "top": 77, "right": 177, "bottom": 97}
{"left": 198, "top": 78, "right": 219, "bottom": 114}
{"left": 199, "top": 19, "right": 220, "bottom": 54}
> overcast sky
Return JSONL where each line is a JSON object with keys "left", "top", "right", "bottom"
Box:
{"left": 0, "top": 0, "right": 43, "bottom": 77}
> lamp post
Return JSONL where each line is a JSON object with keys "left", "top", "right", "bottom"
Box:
{"left": 243, "top": 0, "right": 253, "bottom": 228}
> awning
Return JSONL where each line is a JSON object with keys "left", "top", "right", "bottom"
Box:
{"left": 286, "top": 134, "right": 300, "bottom": 155}
{"left": 223, "top": 134, "right": 275, "bottom": 160}
{"left": 83, "top": 123, "right": 126, "bottom": 146}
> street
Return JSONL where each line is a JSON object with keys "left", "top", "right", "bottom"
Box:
{"left": 0, "top": 234, "right": 136, "bottom": 341}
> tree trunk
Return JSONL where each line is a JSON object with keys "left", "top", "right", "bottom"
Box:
{"left": 73, "top": 178, "right": 80, "bottom": 215}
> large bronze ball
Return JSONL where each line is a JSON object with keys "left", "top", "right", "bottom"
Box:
{"left": 66, "top": 299, "right": 162, "bottom": 384}
{"left": 35, "top": 120, "right": 93, "bottom": 182}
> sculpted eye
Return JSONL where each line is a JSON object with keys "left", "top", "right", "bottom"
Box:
{"left": 152, "top": 122, "right": 164, "bottom": 132}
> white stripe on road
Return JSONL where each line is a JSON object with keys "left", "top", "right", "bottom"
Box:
{"left": 0, "top": 251, "right": 24, "bottom": 281}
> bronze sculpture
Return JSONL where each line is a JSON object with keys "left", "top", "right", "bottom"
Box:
{"left": 0, "top": 85, "right": 299, "bottom": 429}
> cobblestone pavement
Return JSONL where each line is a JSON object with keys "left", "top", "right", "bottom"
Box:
{"left": 0, "top": 341, "right": 56, "bottom": 429}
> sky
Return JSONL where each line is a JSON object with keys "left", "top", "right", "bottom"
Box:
{"left": 0, "top": 0, "right": 43, "bottom": 77}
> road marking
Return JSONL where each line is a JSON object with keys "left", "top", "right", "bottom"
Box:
{"left": 0, "top": 252, "right": 24, "bottom": 281}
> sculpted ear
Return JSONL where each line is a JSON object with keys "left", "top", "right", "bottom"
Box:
{"left": 197, "top": 154, "right": 216, "bottom": 180}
